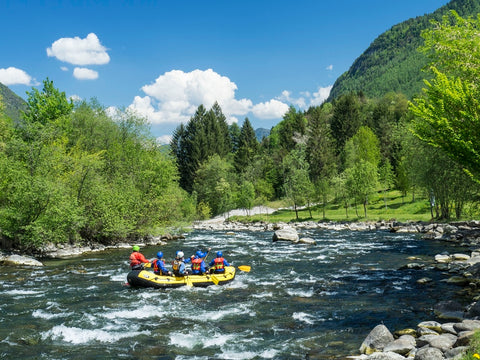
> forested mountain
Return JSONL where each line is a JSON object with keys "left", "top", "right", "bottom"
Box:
{"left": 0, "top": 82, "right": 26, "bottom": 122}
{"left": 328, "top": 0, "right": 480, "bottom": 101}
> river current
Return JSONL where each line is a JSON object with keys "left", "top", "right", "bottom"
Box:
{"left": 0, "top": 229, "right": 471, "bottom": 359}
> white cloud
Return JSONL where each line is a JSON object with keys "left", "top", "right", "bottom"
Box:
{"left": 277, "top": 85, "right": 332, "bottom": 108}
{"left": 252, "top": 99, "right": 290, "bottom": 119}
{"left": 0, "top": 67, "right": 36, "bottom": 86}
{"left": 156, "top": 135, "right": 172, "bottom": 145}
{"left": 69, "top": 94, "right": 82, "bottom": 102}
{"left": 61, "top": 66, "right": 69, "bottom": 71}
{"left": 129, "top": 69, "right": 286, "bottom": 126}
{"left": 326, "top": 64, "right": 333, "bottom": 71}
{"left": 310, "top": 85, "right": 333, "bottom": 106}
{"left": 47, "top": 33, "right": 110, "bottom": 66}
{"left": 73, "top": 67, "right": 99, "bottom": 80}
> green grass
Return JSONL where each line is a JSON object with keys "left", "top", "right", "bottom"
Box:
{"left": 230, "top": 190, "right": 457, "bottom": 224}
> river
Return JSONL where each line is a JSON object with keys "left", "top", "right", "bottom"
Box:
{"left": 0, "top": 229, "right": 471, "bottom": 359}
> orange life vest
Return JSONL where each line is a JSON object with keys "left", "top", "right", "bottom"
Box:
{"left": 213, "top": 257, "right": 225, "bottom": 271}
{"left": 192, "top": 257, "right": 202, "bottom": 271}
{"left": 153, "top": 259, "right": 165, "bottom": 274}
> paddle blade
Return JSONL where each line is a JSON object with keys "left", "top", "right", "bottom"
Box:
{"left": 238, "top": 265, "right": 251, "bottom": 272}
{"left": 185, "top": 276, "right": 193, "bottom": 287}
{"left": 211, "top": 274, "right": 220, "bottom": 285}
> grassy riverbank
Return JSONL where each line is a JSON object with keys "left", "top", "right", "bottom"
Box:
{"left": 230, "top": 190, "right": 450, "bottom": 224}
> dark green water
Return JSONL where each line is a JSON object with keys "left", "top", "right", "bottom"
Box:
{"left": 0, "top": 229, "right": 470, "bottom": 359}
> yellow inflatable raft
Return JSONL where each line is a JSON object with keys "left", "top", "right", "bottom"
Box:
{"left": 127, "top": 266, "right": 236, "bottom": 288}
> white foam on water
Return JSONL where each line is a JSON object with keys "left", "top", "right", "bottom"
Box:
{"left": 6, "top": 289, "right": 45, "bottom": 297}
{"left": 32, "top": 309, "right": 74, "bottom": 320}
{"left": 286, "top": 287, "right": 314, "bottom": 297}
{"left": 251, "top": 291, "right": 273, "bottom": 298}
{"left": 196, "top": 303, "right": 252, "bottom": 322}
{"left": 259, "top": 348, "right": 280, "bottom": 358}
{"left": 110, "top": 273, "right": 126, "bottom": 282}
{"left": 101, "top": 304, "right": 167, "bottom": 320}
{"left": 216, "top": 350, "right": 257, "bottom": 359}
{"left": 42, "top": 324, "right": 150, "bottom": 344}
{"left": 292, "top": 312, "right": 316, "bottom": 325}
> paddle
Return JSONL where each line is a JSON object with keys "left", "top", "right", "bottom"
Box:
{"left": 210, "top": 274, "right": 220, "bottom": 285}
{"left": 237, "top": 265, "right": 251, "bottom": 272}
{"left": 185, "top": 275, "right": 193, "bottom": 287}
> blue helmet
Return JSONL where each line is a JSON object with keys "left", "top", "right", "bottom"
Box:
{"left": 196, "top": 250, "right": 203, "bottom": 258}
{"left": 217, "top": 251, "right": 223, "bottom": 257}
{"left": 157, "top": 251, "right": 163, "bottom": 259}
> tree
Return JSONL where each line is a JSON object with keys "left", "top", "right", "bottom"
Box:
{"left": 330, "top": 93, "right": 363, "bottom": 157}
{"left": 378, "top": 159, "right": 394, "bottom": 210}
{"left": 22, "top": 78, "right": 73, "bottom": 126}
{"left": 193, "top": 154, "right": 237, "bottom": 216}
{"left": 282, "top": 146, "right": 314, "bottom": 220}
{"left": 410, "top": 11, "right": 480, "bottom": 181}
{"left": 343, "top": 126, "right": 380, "bottom": 218}
{"left": 234, "top": 118, "right": 258, "bottom": 173}
{"left": 236, "top": 180, "right": 255, "bottom": 216}
{"left": 345, "top": 160, "right": 378, "bottom": 218}
{"left": 171, "top": 103, "right": 232, "bottom": 193}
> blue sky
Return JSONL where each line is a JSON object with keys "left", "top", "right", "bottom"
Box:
{"left": 1, "top": 0, "right": 448, "bottom": 143}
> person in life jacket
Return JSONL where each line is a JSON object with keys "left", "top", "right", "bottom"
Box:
{"left": 209, "top": 251, "right": 230, "bottom": 273}
{"left": 129, "top": 245, "right": 150, "bottom": 270}
{"left": 190, "top": 250, "right": 207, "bottom": 275}
{"left": 152, "top": 251, "right": 172, "bottom": 276}
{"left": 185, "top": 248, "right": 210, "bottom": 265}
{"left": 171, "top": 251, "right": 189, "bottom": 276}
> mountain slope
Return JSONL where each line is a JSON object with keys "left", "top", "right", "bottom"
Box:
{"left": 328, "top": 0, "right": 480, "bottom": 101}
{"left": 0, "top": 82, "right": 27, "bottom": 122}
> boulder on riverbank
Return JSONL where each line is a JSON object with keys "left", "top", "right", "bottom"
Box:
{"left": 351, "top": 319, "right": 480, "bottom": 359}
{"left": 272, "top": 227, "right": 299, "bottom": 243}
{"left": 0, "top": 254, "right": 44, "bottom": 267}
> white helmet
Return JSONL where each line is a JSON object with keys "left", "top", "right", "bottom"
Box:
{"left": 177, "top": 251, "right": 184, "bottom": 259}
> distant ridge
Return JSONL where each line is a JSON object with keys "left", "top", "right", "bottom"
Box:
{"left": 0, "top": 82, "right": 26, "bottom": 122}
{"left": 328, "top": 0, "right": 480, "bottom": 101}
{"left": 255, "top": 128, "right": 270, "bottom": 142}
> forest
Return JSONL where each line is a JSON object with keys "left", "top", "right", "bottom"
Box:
{"left": 1, "top": 10, "right": 480, "bottom": 251}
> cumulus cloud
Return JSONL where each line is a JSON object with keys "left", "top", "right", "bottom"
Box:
{"left": 0, "top": 67, "right": 37, "bottom": 86}
{"left": 278, "top": 85, "right": 332, "bottom": 108}
{"left": 47, "top": 33, "right": 110, "bottom": 66}
{"left": 310, "top": 85, "right": 333, "bottom": 106}
{"left": 127, "top": 69, "right": 334, "bottom": 133}
{"left": 73, "top": 67, "right": 99, "bottom": 80}
{"left": 129, "top": 69, "right": 282, "bottom": 125}
{"left": 252, "top": 99, "right": 290, "bottom": 119}
{"left": 326, "top": 64, "right": 333, "bottom": 71}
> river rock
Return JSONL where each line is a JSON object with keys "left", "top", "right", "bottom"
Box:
{"left": 435, "top": 254, "right": 451, "bottom": 263}
{"left": 298, "top": 237, "right": 317, "bottom": 245}
{"left": 382, "top": 334, "right": 416, "bottom": 355}
{"left": 1, "top": 254, "right": 44, "bottom": 267}
{"left": 427, "top": 333, "right": 457, "bottom": 352}
{"left": 366, "top": 352, "right": 407, "bottom": 359}
{"left": 413, "top": 346, "right": 445, "bottom": 360}
{"left": 444, "top": 346, "right": 469, "bottom": 359}
{"left": 418, "top": 320, "right": 442, "bottom": 333}
{"left": 359, "top": 324, "right": 394, "bottom": 355}
{"left": 272, "top": 227, "right": 299, "bottom": 243}
{"left": 433, "top": 301, "right": 465, "bottom": 321}
{"left": 454, "top": 330, "right": 475, "bottom": 347}
{"left": 453, "top": 319, "right": 480, "bottom": 332}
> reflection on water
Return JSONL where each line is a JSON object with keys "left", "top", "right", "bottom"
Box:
{"left": 0, "top": 229, "right": 470, "bottom": 359}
